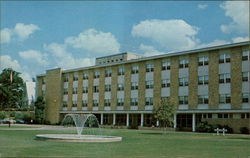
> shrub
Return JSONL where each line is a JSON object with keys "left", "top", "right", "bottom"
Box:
{"left": 15, "top": 112, "right": 24, "bottom": 120}
{"left": 221, "top": 125, "right": 233, "bottom": 133}
{"left": 240, "top": 127, "right": 249, "bottom": 134}
{"left": 196, "top": 121, "right": 213, "bottom": 133}
{"left": 9, "top": 111, "right": 16, "bottom": 117}
{"left": 0, "top": 112, "right": 6, "bottom": 119}
{"left": 23, "top": 113, "right": 31, "bottom": 123}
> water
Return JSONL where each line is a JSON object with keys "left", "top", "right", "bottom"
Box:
{"left": 61, "top": 114, "right": 102, "bottom": 136}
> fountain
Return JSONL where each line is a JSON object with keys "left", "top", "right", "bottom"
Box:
{"left": 36, "top": 114, "right": 122, "bottom": 142}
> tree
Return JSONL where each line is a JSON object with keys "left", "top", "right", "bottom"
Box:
{"left": 0, "top": 68, "right": 25, "bottom": 110}
{"left": 34, "top": 96, "right": 46, "bottom": 124}
{"left": 153, "top": 98, "right": 175, "bottom": 133}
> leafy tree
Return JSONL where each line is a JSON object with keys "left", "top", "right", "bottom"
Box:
{"left": 0, "top": 68, "right": 25, "bottom": 110}
{"left": 34, "top": 96, "right": 46, "bottom": 124}
{"left": 153, "top": 98, "right": 175, "bottom": 133}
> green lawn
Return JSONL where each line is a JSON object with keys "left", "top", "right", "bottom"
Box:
{"left": 0, "top": 127, "right": 249, "bottom": 158}
{"left": 0, "top": 124, "right": 40, "bottom": 128}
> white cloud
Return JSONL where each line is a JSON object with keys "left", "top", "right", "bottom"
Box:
{"left": 14, "top": 23, "right": 40, "bottom": 40}
{"left": 220, "top": 1, "right": 249, "bottom": 34}
{"left": 45, "top": 43, "right": 94, "bottom": 69}
{"left": 0, "top": 28, "right": 12, "bottom": 43}
{"left": 139, "top": 44, "right": 164, "bottom": 57}
{"left": 232, "top": 36, "right": 250, "bottom": 43}
{"left": 0, "top": 55, "right": 31, "bottom": 81}
{"left": 44, "top": 43, "right": 67, "bottom": 57}
{"left": 0, "top": 23, "right": 39, "bottom": 43}
{"left": 65, "top": 29, "right": 120, "bottom": 56}
{"left": 132, "top": 19, "right": 200, "bottom": 51}
{"left": 196, "top": 39, "right": 230, "bottom": 49}
{"left": 19, "top": 50, "right": 49, "bottom": 66}
{"left": 198, "top": 4, "right": 208, "bottom": 9}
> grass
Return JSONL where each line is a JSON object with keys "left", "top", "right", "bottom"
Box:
{"left": 0, "top": 127, "right": 249, "bottom": 158}
{"left": 0, "top": 124, "right": 40, "bottom": 128}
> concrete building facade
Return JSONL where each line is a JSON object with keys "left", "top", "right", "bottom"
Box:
{"left": 36, "top": 41, "right": 250, "bottom": 133}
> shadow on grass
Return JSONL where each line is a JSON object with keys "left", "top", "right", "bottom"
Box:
{"left": 139, "top": 132, "right": 165, "bottom": 135}
{"left": 227, "top": 137, "right": 250, "bottom": 141}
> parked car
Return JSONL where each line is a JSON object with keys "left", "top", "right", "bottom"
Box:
{"left": 2, "top": 118, "right": 16, "bottom": 124}
{"left": 15, "top": 119, "right": 25, "bottom": 124}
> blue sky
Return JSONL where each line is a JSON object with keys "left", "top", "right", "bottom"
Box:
{"left": 0, "top": 1, "right": 249, "bottom": 81}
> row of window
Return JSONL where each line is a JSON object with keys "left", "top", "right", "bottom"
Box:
{"left": 67, "top": 71, "right": 250, "bottom": 86}
{"left": 200, "top": 113, "right": 250, "bottom": 119}
{"left": 61, "top": 51, "right": 250, "bottom": 82}
{"left": 63, "top": 93, "right": 250, "bottom": 107}
{"left": 64, "top": 72, "right": 250, "bottom": 94}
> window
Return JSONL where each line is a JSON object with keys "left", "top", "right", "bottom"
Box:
{"left": 242, "top": 50, "right": 249, "bottom": 61}
{"left": 161, "top": 96, "right": 169, "bottom": 101}
{"left": 179, "top": 96, "right": 188, "bottom": 104}
{"left": 104, "top": 99, "right": 111, "bottom": 106}
{"left": 94, "top": 71, "right": 100, "bottom": 79}
{"left": 131, "top": 98, "right": 138, "bottom": 106}
{"left": 242, "top": 72, "right": 249, "bottom": 82}
{"left": 179, "top": 77, "right": 188, "bottom": 86}
{"left": 117, "top": 98, "right": 124, "bottom": 106}
{"left": 218, "top": 113, "right": 232, "bottom": 119}
{"left": 118, "top": 67, "right": 125, "bottom": 75}
{"left": 198, "top": 75, "right": 209, "bottom": 85}
{"left": 179, "top": 58, "right": 189, "bottom": 68}
{"left": 63, "top": 76, "right": 68, "bottom": 82}
{"left": 219, "top": 53, "right": 230, "bottom": 63}
{"left": 73, "top": 74, "right": 78, "bottom": 81}
{"left": 162, "top": 60, "right": 171, "bottom": 70}
{"left": 145, "top": 97, "right": 153, "bottom": 105}
{"left": 146, "top": 80, "right": 154, "bottom": 89}
{"left": 219, "top": 73, "right": 231, "bottom": 83}
{"left": 117, "top": 84, "right": 124, "bottom": 91}
{"left": 105, "top": 85, "right": 111, "bottom": 92}
{"left": 42, "top": 78, "right": 46, "bottom": 84}
{"left": 219, "top": 94, "right": 231, "bottom": 104}
{"left": 82, "top": 100, "right": 88, "bottom": 107}
{"left": 83, "top": 87, "right": 88, "bottom": 93}
{"left": 198, "top": 95, "right": 209, "bottom": 104}
{"left": 202, "top": 113, "right": 212, "bottom": 119}
{"left": 93, "top": 100, "right": 99, "bottom": 107}
{"left": 63, "top": 101, "right": 67, "bottom": 107}
{"left": 93, "top": 86, "right": 99, "bottom": 93}
{"left": 83, "top": 72, "right": 88, "bottom": 80}
{"left": 146, "top": 64, "right": 154, "bottom": 72}
{"left": 73, "top": 88, "right": 78, "bottom": 94}
{"left": 72, "top": 101, "right": 77, "bottom": 107}
{"left": 42, "top": 90, "right": 45, "bottom": 96}
{"left": 131, "top": 82, "right": 138, "bottom": 90}
{"left": 162, "top": 79, "right": 170, "bottom": 88}
{"left": 131, "top": 66, "right": 139, "bottom": 74}
{"left": 63, "top": 88, "right": 68, "bottom": 95}
{"left": 105, "top": 69, "right": 112, "bottom": 77}
{"left": 198, "top": 55, "right": 209, "bottom": 66}
{"left": 242, "top": 93, "right": 249, "bottom": 103}
{"left": 241, "top": 113, "right": 250, "bottom": 119}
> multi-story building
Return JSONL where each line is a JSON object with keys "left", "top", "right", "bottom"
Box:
{"left": 36, "top": 41, "right": 250, "bottom": 133}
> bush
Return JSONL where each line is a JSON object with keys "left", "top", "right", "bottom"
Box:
{"left": 196, "top": 121, "right": 214, "bottom": 133}
{"left": 9, "top": 111, "right": 16, "bottom": 117}
{"left": 15, "top": 112, "right": 24, "bottom": 120}
{"left": 240, "top": 127, "right": 249, "bottom": 134}
{"left": 23, "top": 113, "right": 32, "bottom": 123}
{"left": 221, "top": 125, "right": 233, "bottom": 133}
{"left": 0, "top": 112, "right": 6, "bottom": 119}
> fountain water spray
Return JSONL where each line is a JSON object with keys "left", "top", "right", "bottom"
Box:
{"left": 36, "top": 114, "right": 122, "bottom": 142}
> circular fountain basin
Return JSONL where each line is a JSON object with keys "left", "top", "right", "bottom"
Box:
{"left": 36, "top": 134, "right": 122, "bottom": 142}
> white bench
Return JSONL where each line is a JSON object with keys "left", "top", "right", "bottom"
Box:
{"left": 214, "top": 128, "right": 228, "bottom": 136}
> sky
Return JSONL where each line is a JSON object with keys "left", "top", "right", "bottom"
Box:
{"left": 0, "top": 1, "right": 249, "bottom": 81}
